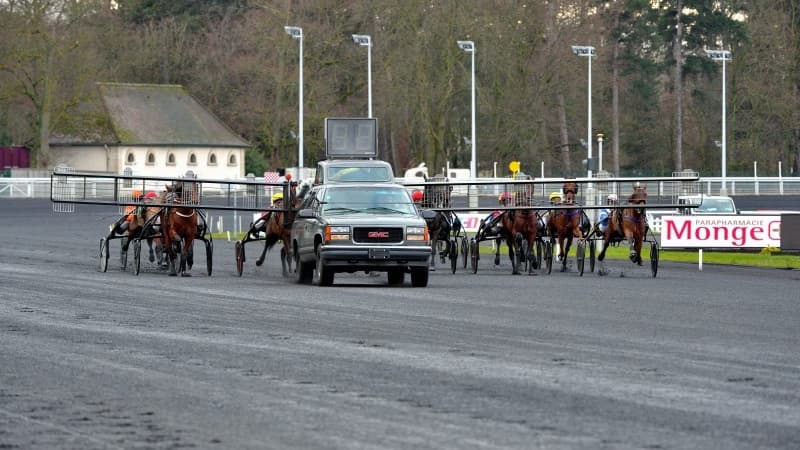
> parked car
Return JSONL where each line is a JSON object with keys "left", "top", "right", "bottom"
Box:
{"left": 291, "top": 182, "right": 432, "bottom": 287}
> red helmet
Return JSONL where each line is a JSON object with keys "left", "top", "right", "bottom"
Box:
{"left": 145, "top": 191, "right": 158, "bottom": 200}
{"left": 412, "top": 191, "right": 424, "bottom": 202}
{"left": 499, "top": 192, "right": 512, "bottom": 203}
{"left": 285, "top": 173, "right": 292, "bottom": 181}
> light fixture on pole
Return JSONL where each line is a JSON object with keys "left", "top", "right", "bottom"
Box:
{"left": 457, "top": 40, "right": 476, "bottom": 179}
{"left": 705, "top": 49, "right": 732, "bottom": 196}
{"left": 596, "top": 133, "right": 604, "bottom": 173}
{"left": 285, "top": 25, "right": 304, "bottom": 171}
{"left": 352, "top": 34, "right": 373, "bottom": 118}
{"left": 572, "top": 45, "right": 596, "bottom": 178}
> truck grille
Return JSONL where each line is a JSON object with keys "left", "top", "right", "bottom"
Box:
{"left": 353, "top": 227, "right": 403, "bottom": 243}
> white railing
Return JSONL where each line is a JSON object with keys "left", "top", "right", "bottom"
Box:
{"left": 4, "top": 175, "right": 800, "bottom": 199}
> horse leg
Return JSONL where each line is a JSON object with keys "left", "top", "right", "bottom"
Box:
{"left": 166, "top": 237, "right": 178, "bottom": 276}
{"left": 147, "top": 238, "right": 155, "bottom": 262}
{"left": 632, "top": 233, "right": 643, "bottom": 265}
{"left": 429, "top": 237, "right": 437, "bottom": 271}
{"left": 280, "top": 239, "right": 291, "bottom": 277}
{"left": 561, "top": 235, "right": 572, "bottom": 272}
{"left": 256, "top": 233, "right": 271, "bottom": 266}
{"left": 181, "top": 238, "right": 193, "bottom": 277}
{"left": 494, "top": 238, "right": 501, "bottom": 265}
{"left": 625, "top": 231, "right": 638, "bottom": 264}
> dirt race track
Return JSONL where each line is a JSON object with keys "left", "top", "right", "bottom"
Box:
{"left": 1, "top": 199, "right": 799, "bottom": 449}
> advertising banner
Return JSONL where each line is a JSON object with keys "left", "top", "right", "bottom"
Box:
{"left": 660, "top": 215, "right": 781, "bottom": 248}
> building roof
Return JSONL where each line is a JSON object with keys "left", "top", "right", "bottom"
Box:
{"left": 52, "top": 83, "right": 250, "bottom": 148}
{"left": 99, "top": 83, "right": 250, "bottom": 147}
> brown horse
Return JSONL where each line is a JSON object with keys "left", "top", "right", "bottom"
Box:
{"left": 125, "top": 191, "right": 167, "bottom": 267}
{"left": 597, "top": 184, "right": 648, "bottom": 267}
{"left": 161, "top": 181, "right": 199, "bottom": 276}
{"left": 546, "top": 181, "right": 590, "bottom": 272}
{"left": 251, "top": 180, "right": 310, "bottom": 276}
{"left": 500, "top": 190, "right": 538, "bottom": 275}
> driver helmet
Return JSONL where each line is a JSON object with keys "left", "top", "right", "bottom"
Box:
{"left": 284, "top": 173, "right": 292, "bottom": 182}
{"left": 145, "top": 191, "right": 158, "bottom": 200}
{"left": 412, "top": 190, "right": 424, "bottom": 203}
{"left": 607, "top": 193, "right": 618, "bottom": 204}
{"left": 131, "top": 190, "right": 142, "bottom": 200}
{"left": 498, "top": 192, "right": 512, "bottom": 204}
{"left": 272, "top": 192, "right": 284, "bottom": 203}
{"left": 549, "top": 192, "right": 562, "bottom": 202}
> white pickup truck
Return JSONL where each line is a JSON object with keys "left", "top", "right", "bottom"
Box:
{"left": 648, "top": 195, "right": 738, "bottom": 233}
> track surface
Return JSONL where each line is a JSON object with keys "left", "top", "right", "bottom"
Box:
{"left": 1, "top": 199, "right": 799, "bottom": 449}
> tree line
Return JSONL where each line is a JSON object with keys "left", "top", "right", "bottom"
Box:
{"left": 0, "top": 0, "right": 798, "bottom": 178}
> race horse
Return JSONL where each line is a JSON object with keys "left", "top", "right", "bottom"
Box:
{"left": 245, "top": 180, "right": 311, "bottom": 277}
{"left": 419, "top": 179, "right": 457, "bottom": 271}
{"left": 546, "top": 181, "right": 590, "bottom": 272}
{"left": 124, "top": 190, "right": 167, "bottom": 267}
{"left": 161, "top": 180, "right": 199, "bottom": 276}
{"left": 499, "top": 190, "right": 539, "bottom": 275}
{"left": 597, "top": 184, "right": 648, "bottom": 267}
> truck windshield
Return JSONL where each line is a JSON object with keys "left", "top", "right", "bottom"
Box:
{"left": 322, "top": 187, "right": 416, "bottom": 215}
{"left": 696, "top": 198, "right": 735, "bottom": 213}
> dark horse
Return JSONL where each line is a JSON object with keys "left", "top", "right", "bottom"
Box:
{"left": 249, "top": 180, "right": 310, "bottom": 276}
{"left": 547, "top": 181, "right": 590, "bottom": 272}
{"left": 420, "top": 180, "right": 457, "bottom": 271}
{"left": 598, "top": 184, "right": 648, "bottom": 267}
{"left": 161, "top": 181, "right": 199, "bottom": 276}
{"left": 500, "top": 190, "right": 539, "bottom": 275}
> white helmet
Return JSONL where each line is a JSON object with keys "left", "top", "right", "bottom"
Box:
{"left": 607, "top": 194, "right": 618, "bottom": 203}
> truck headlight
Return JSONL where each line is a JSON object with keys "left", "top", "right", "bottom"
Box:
{"left": 406, "top": 226, "right": 429, "bottom": 241}
{"left": 325, "top": 225, "right": 350, "bottom": 242}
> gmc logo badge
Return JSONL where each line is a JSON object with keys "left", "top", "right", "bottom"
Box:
{"left": 368, "top": 231, "right": 389, "bottom": 238}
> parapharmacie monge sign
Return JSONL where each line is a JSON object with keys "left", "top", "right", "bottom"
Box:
{"left": 660, "top": 215, "right": 781, "bottom": 248}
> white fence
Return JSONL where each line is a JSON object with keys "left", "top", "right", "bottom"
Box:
{"left": 3, "top": 175, "right": 800, "bottom": 199}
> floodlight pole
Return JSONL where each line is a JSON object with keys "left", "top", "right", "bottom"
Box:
{"left": 352, "top": 34, "right": 373, "bottom": 118}
{"left": 706, "top": 49, "right": 732, "bottom": 196}
{"left": 572, "top": 45, "right": 596, "bottom": 179}
{"left": 458, "top": 40, "right": 476, "bottom": 179}
{"left": 285, "top": 26, "right": 304, "bottom": 171}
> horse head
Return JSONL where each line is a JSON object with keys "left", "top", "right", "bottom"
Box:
{"left": 562, "top": 181, "right": 579, "bottom": 204}
{"left": 629, "top": 184, "right": 647, "bottom": 205}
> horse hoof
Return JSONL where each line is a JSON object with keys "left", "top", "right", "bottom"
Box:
{"left": 255, "top": 260, "right": 264, "bottom": 267}
{"left": 168, "top": 272, "right": 177, "bottom": 277}
{"left": 597, "top": 269, "right": 608, "bottom": 277}
{"left": 181, "top": 273, "right": 192, "bottom": 277}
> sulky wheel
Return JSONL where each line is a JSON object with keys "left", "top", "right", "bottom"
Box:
{"left": 576, "top": 240, "right": 586, "bottom": 276}
{"left": 205, "top": 239, "right": 213, "bottom": 276}
{"left": 99, "top": 238, "right": 109, "bottom": 273}
{"left": 450, "top": 239, "right": 458, "bottom": 274}
{"left": 133, "top": 239, "right": 142, "bottom": 276}
{"left": 234, "top": 241, "right": 244, "bottom": 276}
{"left": 470, "top": 239, "right": 479, "bottom": 274}
{"left": 534, "top": 239, "right": 542, "bottom": 270}
{"left": 460, "top": 236, "right": 468, "bottom": 269}
{"left": 589, "top": 240, "right": 596, "bottom": 273}
{"left": 650, "top": 241, "right": 659, "bottom": 278}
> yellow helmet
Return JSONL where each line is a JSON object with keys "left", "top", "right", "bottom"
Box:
{"left": 549, "top": 192, "right": 562, "bottom": 201}
{"left": 132, "top": 190, "right": 142, "bottom": 199}
{"left": 272, "top": 192, "right": 284, "bottom": 202}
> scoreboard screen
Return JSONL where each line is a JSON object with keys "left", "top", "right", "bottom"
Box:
{"left": 325, "top": 118, "right": 377, "bottom": 158}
